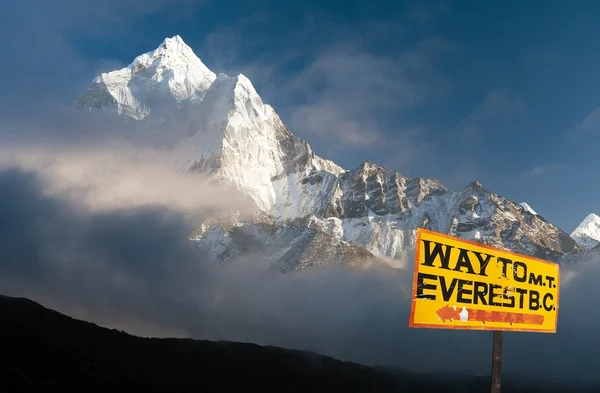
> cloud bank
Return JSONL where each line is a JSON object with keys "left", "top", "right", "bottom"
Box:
{"left": 0, "top": 119, "right": 599, "bottom": 388}
{"left": 522, "top": 163, "right": 566, "bottom": 179}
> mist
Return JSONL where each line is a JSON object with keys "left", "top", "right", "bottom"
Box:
{"left": 0, "top": 113, "right": 599, "bottom": 388}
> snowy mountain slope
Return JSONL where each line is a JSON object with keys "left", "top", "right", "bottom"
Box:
{"left": 188, "top": 210, "right": 390, "bottom": 271}
{"left": 444, "top": 182, "right": 579, "bottom": 262}
{"left": 76, "top": 35, "right": 583, "bottom": 266}
{"left": 571, "top": 213, "right": 600, "bottom": 250}
{"left": 281, "top": 174, "right": 580, "bottom": 262}
{"left": 193, "top": 221, "right": 384, "bottom": 272}
{"left": 174, "top": 71, "right": 343, "bottom": 213}
{"left": 76, "top": 35, "right": 215, "bottom": 119}
{"left": 519, "top": 202, "right": 537, "bottom": 215}
{"left": 75, "top": 35, "right": 217, "bottom": 147}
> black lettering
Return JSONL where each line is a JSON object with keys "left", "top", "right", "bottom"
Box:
{"left": 439, "top": 276, "right": 458, "bottom": 302}
{"left": 528, "top": 273, "right": 543, "bottom": 286}
{"left": 513, "top": 261, "right": 527, "bottom": 283}
{"left": 498, "top": 257, "right": 512, "bottom": 278}
{"left": 416, "top": 272, "right": 437, "bottom": 300}
{"left": 515, "top": 288, "right": 527, "bottom": 309}
{"left": 472, "top": 251, "right": 493, "bottom": 276}
{"left": 529, "top": 290, "right": 540, "bottom": 310}
{"left": 456, "top": 279, "right": 473, "bottom": 304}
{"left": 546, "top": 275, "right": 556, "bottom": 288}
{"left": 453, "top": 248, "right": 476, "bottom": 275}
{"left": 543, "top": 293, "right": 554, "bottom": 311}
{"left": 488, "top": 284, "right": 502, "bottom": 307}
{"left": 473, "top": 281, "right": 488, "bottom": 305}
{"left": 502, "top": 287, "right": 515, "bottom": 308}
{"left": 421, "top": 240, "right": 453, "bottom": 270}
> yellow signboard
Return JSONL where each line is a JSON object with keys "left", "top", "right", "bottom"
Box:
{"left": 409, "top": 228, "right": 559, "bottom": 333}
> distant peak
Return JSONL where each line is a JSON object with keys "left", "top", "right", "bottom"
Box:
{"left": 571, "top": 213, "right": 600, "bottom": 249}
{"left": 358, "top": 160, "right": 383, "bottom": 171}
{"left": 467, "top": 180, "right": 483, "bottom": 188}
{"left": 581, "top": 213, "right": 600, "bottom": 226}
{"left": 126, "top": 34, "right": 206, "bottom": 73}
{"left": 158, "top": 35, "right": 192, "bottom": 53}
{"left": 76, "top": 34, "right": 216, "bottom": 117}
{"left": 235, "top": 73, "right": 255, "bottom": 89}
{"left": 162, "top": 34, "right": 185, "bottom": 45}
{"left": 208, "top": 72, "right": 264, "bottom": 105}
{"left": 573, "top": 213, "right": 600, "bottom": 233}
{"left": 519, "top": 202, "right": 537, "bottom": 215}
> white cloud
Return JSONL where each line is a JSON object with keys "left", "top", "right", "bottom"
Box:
{"left": 522, "top": 163, "right": 565, "bottom": 179}
{"left": 580, "top": 107, "right": 600, "bottom": 133}
{"left": 566, "top": 106, "right": 600, "bottom": 144}
{"left": 286, "top": 38, "right": 455, "bottom": 148}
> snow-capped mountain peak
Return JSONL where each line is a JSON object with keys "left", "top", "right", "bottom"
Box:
{"left": 571, "top": 213, "right": 600, "bottom": 249}
{"left": 75, "top": 35, "right": 216, "bottom": 120}
{"left": 519, "top": 202, "right": 537, "bottom": 215}
{"left": 129, "top": 35, "right": 199, "bottom": 69}
{"left": 76, "top": 35, "right": 344, "bottom": 214}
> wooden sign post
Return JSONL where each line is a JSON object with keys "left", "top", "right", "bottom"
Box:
{"left": 491, "top": 330, "right": 503, "bottom": 393}
{"left": 408, "top": 228, "right": 560, "bottom": 392}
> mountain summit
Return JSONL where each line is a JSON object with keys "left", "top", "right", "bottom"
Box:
{"left": 571, "top": 213, "right": 600, "bottom": 250}
{"left": 75, "top": 36, "right": 583, "bottom": 268}
{"left": 76, "top": 35, "right": 216, "bottom": 119}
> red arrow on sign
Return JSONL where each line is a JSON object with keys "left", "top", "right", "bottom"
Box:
{"left": 436, "top": 305, "right": 544, "bottom": 325}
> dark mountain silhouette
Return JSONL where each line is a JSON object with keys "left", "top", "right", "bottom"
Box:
{"left": 0, "top": 294, "right": 595, "bottom": 393}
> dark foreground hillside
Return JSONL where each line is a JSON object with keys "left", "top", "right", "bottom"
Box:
{"left": 0, "top": 294, "right": 595, "bottom": 393}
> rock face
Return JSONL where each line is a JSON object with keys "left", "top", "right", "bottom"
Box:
{"left": 75, "top": 35, "right": 584, "bottom": 270}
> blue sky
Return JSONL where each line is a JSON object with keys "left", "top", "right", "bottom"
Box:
{"left": 2, "top": 0, "right": 599, "bottom": 232}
